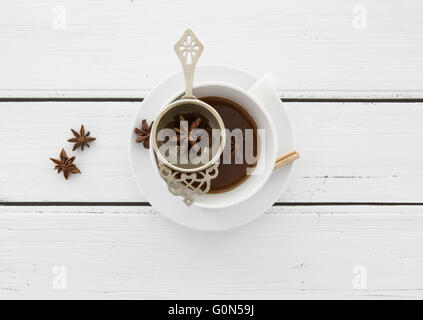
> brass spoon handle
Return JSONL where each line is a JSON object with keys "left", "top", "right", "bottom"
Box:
{"left": 174, "top": 29, "right": 204, "bottom": 99}
{"left": 274, "top": 150, "right": 300, "bottom": 169}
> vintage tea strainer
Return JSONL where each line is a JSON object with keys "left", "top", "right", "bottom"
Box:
{"left": 151, "top": 29, "right": 226, "bottom": 206}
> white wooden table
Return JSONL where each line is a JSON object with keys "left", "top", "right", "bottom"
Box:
{"left": 1, "top": 0, "right": 423, "bottom": 299}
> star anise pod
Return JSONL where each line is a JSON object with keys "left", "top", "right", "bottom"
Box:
{"left": 170, "top": 115, "right": 202, "bottom": 155}
{"left": 134, "top": 119, "right": 153, "bottom": 149}
{"left": 68, "top": 125, "right": 96, "bottom": 151}
{"left": 49, "top": 149, "right": 81, "bottom": 180}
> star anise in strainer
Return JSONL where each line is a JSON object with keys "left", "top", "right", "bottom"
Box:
{"left": 170, "top": 115, "right": 202, "bottom": 155}
{"left": 50, "top": 149, "right": 81, "bottom": 180}
{"left": 134, "top": 119, "right": 153, "bottom": 149}
{"left": 68, "top": 125, "right": 96, "bottom": 151}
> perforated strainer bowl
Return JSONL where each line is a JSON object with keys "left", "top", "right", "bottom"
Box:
{"left": 151, "top": 98, "right": 225, "bottom": 173}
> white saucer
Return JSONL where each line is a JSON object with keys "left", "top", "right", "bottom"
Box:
{"left": 129, "top": 65, "right": 295, "bottom": 231}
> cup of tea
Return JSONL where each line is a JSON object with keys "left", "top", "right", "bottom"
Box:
{"left": 150, "top": 73, "right": 279, "bottom": 209}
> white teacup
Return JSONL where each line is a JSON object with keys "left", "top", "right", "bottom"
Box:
{"left": 150, "top": 73, "right": 279, "bottom": 209}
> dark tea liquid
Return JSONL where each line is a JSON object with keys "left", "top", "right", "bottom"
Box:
{"left": 200, "top": 96, "right": 258, "bottom": 194}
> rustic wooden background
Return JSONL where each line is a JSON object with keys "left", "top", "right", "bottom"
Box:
{"left": 1, "top": 0, "right": 423, "bottom": 299}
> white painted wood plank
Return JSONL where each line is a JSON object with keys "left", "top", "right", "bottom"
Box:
{"left": 1, "top": 205, "right": 423, "bottom": 299}
{"left": 1, "top": 0, "right": 423, "bottom": 98}
{"left": 1, "top": 101, "right": 422, "bottom": 203}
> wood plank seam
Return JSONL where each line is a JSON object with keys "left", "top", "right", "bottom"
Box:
{"left": 2, "top": 98, "right": 423, "bottom": 103}
{"left": 2, "top": 202, "right": 423, "bottom": 206}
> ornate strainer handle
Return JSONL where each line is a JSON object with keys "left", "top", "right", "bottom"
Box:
{"left": 158, "top": 162, "right": 219, "bottom": 206}
{"left": 174, "top": 29, "right": 204, "bottom": 99}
